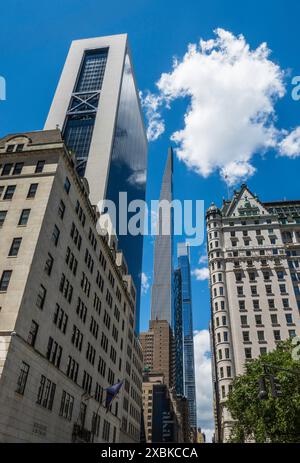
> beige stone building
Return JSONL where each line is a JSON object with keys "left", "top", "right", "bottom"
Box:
{"left": 207, "top": 184, "right": 300, "bottom": 442}
{"left": 0, "top": 130, "right": 143, "bottom": 443}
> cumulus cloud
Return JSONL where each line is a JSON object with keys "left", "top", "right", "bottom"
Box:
{"left": 192, "top": 267, "right": 209, "bottom": 281}
{"left": 279, "top": 127, "right": 300, "bottom": 158}
{"left": 194, "top": 330, "right": 214, "bottom": 442}
{"left": 198, "top": 254, "right": 208, "bottom": 265}
{"left": 142, "top": 28, "right": 300, "bottom": 184}
{"left": 141, "top": 272, "right": 150, "bottom": 294}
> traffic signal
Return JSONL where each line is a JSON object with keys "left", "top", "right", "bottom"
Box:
{"left": 269, "top": 375, "right": 283, "bottom": 398}
{"left": 258, "top": 376, "right": 268, "bottom": 400}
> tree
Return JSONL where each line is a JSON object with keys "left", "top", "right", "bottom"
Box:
{"left": 227, "top": 339, "right": 300, "bottom": 443}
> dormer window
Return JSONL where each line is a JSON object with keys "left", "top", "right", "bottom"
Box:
{"left": 6, "top": 145, "right": 15, "bottom": 153}
{"left": 16, "top": 144, "right": 24, "bottom": 152}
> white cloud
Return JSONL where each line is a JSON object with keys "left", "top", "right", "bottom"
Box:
{"left": 142, "top": 28, "right": 300, "bottom": 185}
{"left": 127, "top": 170, "right": 147, "bottom": 187}
{"left": 141, "top": 272, "right": 150, "bottom": 294}
{"left": 198, "top": 254, "right": 208, "bottom": 265}
{"left": 192, "top": 267, "right": 209, "bottom": 281}
{"left": 193, "top": 330, "right": 214, "bottom": 442}
{"left": 279, "top": 127, "right": 300, "bottom": 158}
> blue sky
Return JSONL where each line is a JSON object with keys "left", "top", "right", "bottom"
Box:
{"left": 1, "top": 0, "right": 300, "bottom": 437}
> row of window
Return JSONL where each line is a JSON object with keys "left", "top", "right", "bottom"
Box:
{"left": 16, "top": 361, "right": 113, "bottom": 440}
{"left": 0, "top": 160, "right": 45, "bottom": 176}
{"left": 0, "top": 183, "right": 38, "bottom": 202}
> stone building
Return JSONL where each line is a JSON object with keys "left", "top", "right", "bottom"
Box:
{"left": 0, "top": 130, "right": 143, "bottom": 443}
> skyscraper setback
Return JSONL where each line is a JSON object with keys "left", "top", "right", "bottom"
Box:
{"left": 45, "top": 34, "right": 148, "bottom": 332}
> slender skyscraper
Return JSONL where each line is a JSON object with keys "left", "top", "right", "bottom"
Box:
{"left": 45, "top": 34, "right": 148, "bottom": 332}
{"left": 150, "top": 148, "right": 174, "bottom": 324}
{"left": 177, "top": 243, "right": 197, "bottom": 428}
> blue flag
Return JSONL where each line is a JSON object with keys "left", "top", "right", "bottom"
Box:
{"left": 105, "top": 381, "right": 123, "bottom": 410}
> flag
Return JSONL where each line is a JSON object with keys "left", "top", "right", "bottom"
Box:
{"left": 105, "top": 380, "right": 123, "bottom": 411}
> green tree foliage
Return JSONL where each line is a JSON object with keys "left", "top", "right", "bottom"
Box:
{"left": 227, "top": 340, "right": 300, "bottom": 443}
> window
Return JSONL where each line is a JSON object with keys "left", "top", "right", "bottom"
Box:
{"left": 18, "top": 209, "right": 30, "bottom": 225}
{"left": 28, "top": 320, "right": 39, "bottom": 347}
{"left": 6, "top": 145, "right": 14, "bottom": 153}
{"left": 16, "top": 362, "right": 30, "bottom": 395}
{"left": 0, "top": 210, "right": 7, "bottom": 227}
{"left": 279, "top": 284, "right": 287, "bottom": 294}
{"left": 257, "top": 331, "right": 265, "bottom": 342}
{"left": 260, "top": 347, "right": 267, "bottom": 355}
{"left": 66, "top": 356, "right": 79, "bottom": 382}
{"left": 64, "top": 177, "right": 71, "bottom": 194}
{"left": 282, "top": 298, "right": 289, "bottom": 308}
{"left": 240, "top": 315, "right": 248, "bottom": 326}
{"left": 245, "top": 348, "right": 252, "bottom": 359}
{"left": 53, "top": 304, "right": 68, "bottom": 333}
{"left": 268, "top": 299, "right": 275, "bottom": 309}
{"left": 102, "top": 420, "right": 110, "bottom": 442}
{"left": 82, "top": 370, "right": 92, "bottom": 394}
{"left": 71, "top": 325, "right": 83, "bottom": 351}
{"left": 3, "top": 185, "right": 16, "bottom": 200}
{"left": 27, "top": 183, "right": 38, "bottom": 198}
{"left": 265, "top": 285, "right": 272, "bottom": 295}
{"left": 255, "top": 315, "right": 262, "bottom": 326}
{"left": 12, "top": 162, "right": 24, "bottom": 175}
{"left": 239, "top": 300, "right": 245, "bottom": 311}
{"left": 1, "top": 163, "right": 13, "bottom": 176}
{"left": 274, "top": 330, "right": 281, "bottom": 341}
{"left": 8, "top": 237, "right": 22, "bottom": 257}
{"left": 285, "top": 313, "right": 293, "bottom": 325}
{"left": 289, "top": 330, "right": 296, "bottom": 339}
{"left": 58, "top": 200, "right": 65, "bottom": 219}
{"left": 59, "top": 390, "right": 74, "bottom": 421}
{"left": 52, "top": 225, "right": 60, "bottom": 246}
{"left": 46, "top": 337, "right": 63, "bottom": 367}
{"left": 35, "top": 160, "right": 45, "bottom": 173}
{"left": 253, "top": 300, "right": 260, "bottom": 311}
{"left": 44, "top": 253, "right": 54, "bottom": 276}
{"left": 0, "top": 270, "right": 12, "bottom": 291}
{"left": 271, "top": 314, "right": 278, "bottom": 325}
{"left": 251, "top": 286, "right": 257, "bottom": 296}
{"left": 242, "top": 331, "right": 250, "bottom": 342}
{"left": 277, "top": 271, "right": 284, "bottom": 280}
{"left": 36, "top": 375, "right": 56, "bottom": 410}
{"left": 36, "top": 284, "right": 47, "bottom": 309}
{"left": 16, "top": 144, "right": 24, "bottom": 152}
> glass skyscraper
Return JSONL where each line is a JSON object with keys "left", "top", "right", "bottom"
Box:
{"left": 45, "top": 35, "right": 148, "bottom": 332}
{"left": 177, "top": 243, "right": 197, "bottom": 428}
{"left": 150, "top": 148, "right": 174, "bottom": 324}
{"left": 174, "top": 268, "right": 184, "bottom": 396}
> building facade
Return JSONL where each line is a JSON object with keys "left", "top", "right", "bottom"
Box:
{"left": 45, "top": 34, "right": 148, "bottom": 333}
{"left": 140, "top": 320, "right": 175, "bottom": 389}
{"left": 177, "top": 243, "right": 197, "bottom": 429}
{"left": 150, "top": 148, "right": 174, "bottom": 324}
{"left": 207, "top": 184, "right": 300, "bottom": 442}
{"left": 173, "top": 268, "right": 184, "bottom": 396}
{"left": 0, "top": 130, "right": 143, "bottom": 443}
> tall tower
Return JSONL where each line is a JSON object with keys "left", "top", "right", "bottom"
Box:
{"left": 150, "top": 148, "right": 174, "bottom": 323}
{"left": 45, "top": 34, "right": 148, "bottom": 332}
{"left": 177, "top": 243, "right": 197, "bottom": 428}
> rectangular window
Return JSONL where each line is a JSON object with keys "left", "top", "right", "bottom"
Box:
{"left": 274, "top": 330, "right": 281, "bottom": 341}
{"left": 36, "top": 375, "right": 56, "bottom": 410}
{"left": 1, "top": 163, "right": 13, "bottom": 176}
{"left": 36, "top": 284, "right": 47, "bottom": 309}
{"left": 59, "top": 390, "right": 74, "bottom": 421}
{"left": 46, "top": 337, "right": 62, "bottom": 368}
{"left": 58, "top": 200, "right": 65, "bottom": 219}
{"left": 3, "top": 185, "right": 16, "bottom": 200}
{"left": 64, "top": 177, "right": 71, "bottom": 194}
{"left": 12, "top": 162, "right": 24, "bottom": 175}
{"left": 28, "top": 320, "right": 39, "bottom": 347}
{"left": 35, "top": 160, "right": 45, "bottom": 173}
{"left": 27, "top": 183, "right": 38, "bottom": 198}
{"left": 0, "top": 210, "right": 7, "bottom": 226}
{"left": 44, "top": 253, "right": 54, "bottom": 276}
{"left": 257, "top": 331, "right": 265, "bottom": 341}
{"left": 18, "top": 209, "right": 30, "bottom": 226}
{"left": 16, "top": 361, "right": 30, "bottom": 395}
{"left": 285, "top": 313, "right": 293, "bottom": 325}
{"left": 8, "top": 237, "right": 22, "bottom": 257}
{"left": 245, "top": 348, "right": 252, "bottom": 359}
{"left": 52, "top": 225, "right": 60, "bottom": 246}
{"left": 0, "top": 270, "right": 12, "bottom": 291}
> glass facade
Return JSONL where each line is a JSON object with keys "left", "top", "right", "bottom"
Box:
{"left": 174, "top": 269, "right": 184, "bottom": 396}
{"left": 150, "top": 149, "right": 174, "bottom": 324}
{"left": 63, "top": 49, "right": 108, "bottom": 176}
{"left": 177, "top": 244, "right": 197, "bottom": 428}
{"left": 105, "top": 53, "right": 148, "bottom": 333}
